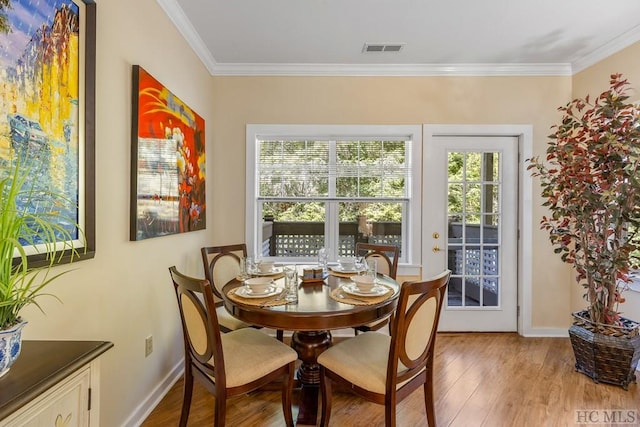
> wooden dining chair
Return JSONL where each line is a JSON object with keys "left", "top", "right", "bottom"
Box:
{"left": 169, "top": 266, "right": 298, "bottom": 427}
{"left": 318, "top": 270, "right": 451, "bottom": 427}
{"left": 201, "top": 244, "right": 284, "bottom": 340}
{"left": 201, "top": 244, "right": 253, "bottom": 333}
{"left": 356, "top": 242, "right": 399, "bottom": 279}
{"left": 353, "top": 242, "right": 400, "bottom": 334}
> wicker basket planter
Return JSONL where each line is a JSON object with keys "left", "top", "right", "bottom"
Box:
{"left": 569, "top": 310, "right": 640, "bottom": 390}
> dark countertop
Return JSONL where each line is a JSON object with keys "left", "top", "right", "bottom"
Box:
{"left": 0, "top": 340, "right": 114, "bottom": 420}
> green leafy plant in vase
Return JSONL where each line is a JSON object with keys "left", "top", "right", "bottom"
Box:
{"left": 0, "top": 157, "right": 82, "bottom": 376}
{"left": 528, "top": 73, "right": 640, "bottom": 388}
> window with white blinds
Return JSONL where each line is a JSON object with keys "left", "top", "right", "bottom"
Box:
{"left": 246, "top": 125, "right": 422, "bottom": 264}
{"left": 257, "top": 139, "right": 411, "bottom": 200}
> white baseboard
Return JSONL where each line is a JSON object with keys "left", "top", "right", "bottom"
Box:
{"left": 522, "top": 327, "right": 569, "bottom": 337}
{"left": 124, "top": 359, "right": 184, "bottom": 427}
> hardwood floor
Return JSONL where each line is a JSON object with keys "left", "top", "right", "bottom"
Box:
{"left": 141, "top": 333, "right": 640, "bottom": 426}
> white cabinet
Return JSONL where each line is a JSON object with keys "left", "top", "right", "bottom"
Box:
{"left": 0, "top": 341, "right": 112, "bottom": 427}
{"left": 1, "top": 363, "right": 95, "bottom": 427}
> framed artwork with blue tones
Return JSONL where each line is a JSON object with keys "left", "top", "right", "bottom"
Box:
{"left": 0, "top": 0, "right": 96, "bottom": 265}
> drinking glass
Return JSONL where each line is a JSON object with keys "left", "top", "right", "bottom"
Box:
{"left": 367, "top": 258, "right": 377, "bottom": 282}
{"left": 318, "top": 247, "right": 328, "bottom": 274}
{"left": 354, "top": 256, "right": 365, "bottom": 274}
{"left": 245, "top": 257, "right": 256, "bottom": 276}
{"left": 239, "top": 257, "right": 250, "bottom": 282}
{"left": 283, "top": 266, "right": 299, "bottom": 303}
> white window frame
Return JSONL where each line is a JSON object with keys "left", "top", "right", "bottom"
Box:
{"left": 246, "top": 124, "right": 422, "bottom": 275}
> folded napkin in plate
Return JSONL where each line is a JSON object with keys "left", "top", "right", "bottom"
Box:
{"left": 329, "top": 285, "right": 393, "bottom": 306}
{"left": 226, "top": 286, "right": 288, "bottom": 307}
{"left": 329, "top": 270, "right": 358, "bottom": 278}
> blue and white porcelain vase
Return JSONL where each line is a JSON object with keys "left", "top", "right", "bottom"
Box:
{"left": 0, "top": 320, "right": 27, "bottom": 377}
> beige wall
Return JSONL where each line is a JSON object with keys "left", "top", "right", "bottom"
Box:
{"left": 20, "top": 0, "right": 215, "bottom": 425}
{"left": 573, "top": 43, "right": 640, "bottom": 96}
{"left": 14, "top": 0, "right": 640, "bottom": 423}
{"left": 211, "top": 75, "right": 574, "bottom": 329}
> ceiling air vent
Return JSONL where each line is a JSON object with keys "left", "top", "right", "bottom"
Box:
{"left": 362, "top": 43, "right": 404, "bottom": 53}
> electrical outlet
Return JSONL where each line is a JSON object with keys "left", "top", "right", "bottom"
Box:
{"left": 145, "top": 335, "right": 153, "bottom": 357}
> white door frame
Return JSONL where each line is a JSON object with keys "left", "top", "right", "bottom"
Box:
{"left": 423, "top": 125, "right": 533, "bottom": 336}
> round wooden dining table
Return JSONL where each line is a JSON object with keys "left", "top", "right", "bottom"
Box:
{"left": 222, "top": 270, "right": 400, "bottom": 426}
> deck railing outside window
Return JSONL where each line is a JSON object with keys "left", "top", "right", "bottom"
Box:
{"left": 447, "top": 222, "right": 499, "bottom": 306}
{"left": 261, "top": 219, "right": 401, "bottom": 258}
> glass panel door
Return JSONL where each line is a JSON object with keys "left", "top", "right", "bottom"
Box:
{"left": 447, "top": 151, "right": 500, "bottom": 308}
{"left": 423, "top": 135, "right": 518, "bottom": 332}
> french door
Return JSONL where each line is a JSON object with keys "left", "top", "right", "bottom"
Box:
{"left": 423, "top": 134, "right": 518, "bottom": 331}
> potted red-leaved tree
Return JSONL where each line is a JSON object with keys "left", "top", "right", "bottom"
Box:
{"left": 528, "top": 73, "right": 640, "bottom": 389}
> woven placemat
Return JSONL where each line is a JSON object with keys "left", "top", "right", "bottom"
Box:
{"left": 226, "top": 286, "right": 289, "bottom": 307}
{"left": 329, "top": 285, "right": 393, "bottom": 306}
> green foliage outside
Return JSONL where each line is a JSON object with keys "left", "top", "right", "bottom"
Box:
{"left": 259, "top": 140, "right": 406, "bottom": 222}
{"left": 447, "top": 151, "right": 499, "bottom": 223}
{"left": 259, "top": 142, "right": 500, "bottom": 225}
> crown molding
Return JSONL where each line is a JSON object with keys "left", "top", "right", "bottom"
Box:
{"left": 156, "top": 0, "right": 217, "bottom": 75}
{"left": 210, "top": 62, "right": 572, "bottom": 77}
{"left": 572, "top": 24, "right": 640, "bottom": 74}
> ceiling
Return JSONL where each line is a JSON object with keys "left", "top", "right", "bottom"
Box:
{"left": 158, "top": 0, "right": 640, "bottom": 76}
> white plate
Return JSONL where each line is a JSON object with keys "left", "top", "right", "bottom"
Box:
{"left": 330, "top": 266, "right": 365, "bottom": 274}
{"left": 341, "top": 283, "right": 388, "bottom": 297}
{"left": 252, "top": 267, "right": 283, "bottom": 276}
{"left": 235, "top": 286, "right": 280, "bottom": 298}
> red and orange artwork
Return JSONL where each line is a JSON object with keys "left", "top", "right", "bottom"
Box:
{"left": 131, "top": 66, "right": 206, "bottom": 240}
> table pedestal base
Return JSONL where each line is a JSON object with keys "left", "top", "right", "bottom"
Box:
{"left": 291, "top": 330, "right": 332, "bottom": 426}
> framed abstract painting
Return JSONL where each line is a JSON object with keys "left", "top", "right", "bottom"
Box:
{"left": 0, "top": 0, "right": 96, "bottom": 264}
{"left": 130, "top": 65, "right": 206, "bottom": 240}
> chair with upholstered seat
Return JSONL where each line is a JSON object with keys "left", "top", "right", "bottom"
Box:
{"left": 169, "top": 266, "right": 298, "bottom": 427}
{"left": 201, "top": 244, "right": 284, "bottom": 341}
{"left": 318, "top": 270, "right": 451, "bottom": 427}
{"left": 353, "top": 242, "right": 400, "bottom": 334}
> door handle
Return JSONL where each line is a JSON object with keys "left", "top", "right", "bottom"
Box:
{"left": 432, "top": 246, "right": 441, "bottom": 252}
